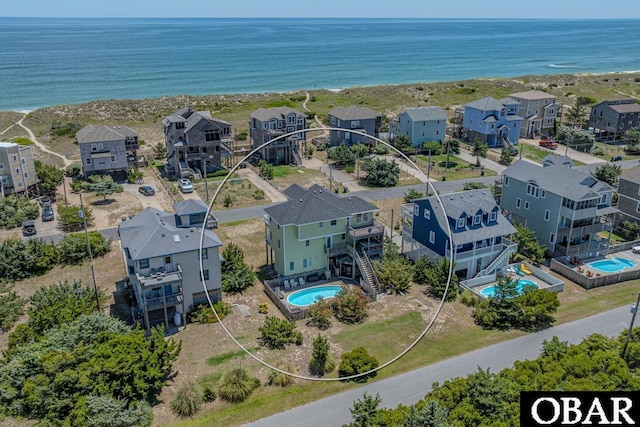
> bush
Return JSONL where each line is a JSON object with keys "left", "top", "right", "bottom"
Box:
{"left": 57, "top": 231, "right": 111, "bottom": 264}
{"left": 267, "top": 359, "right": 296, "bottom": 387}
{"left": 259, "top": 316, "right": 302, "bottom": 349}
{"left": 258, "top": 302, "right": 269, "bottom": 314}
{"left": 309, "top": 335, "right": 335, "bottom": 376}
{"left": 0, "top": 283, "right": 25, "bottom": 333}
{"left": 0, "top": 194, "right": 39, "bottom": 229}
{"left": 188, "top": 301, "right": 230, "bottom": 324}
{"left": 258, "top": 160, "right": 274, "bottom": 179}
{"left": 360, "top": 158, "right": 400, "bottom": 187}
{"left": 51, "top": 121, "right": 83, "bottom": 139}
{"left": 170, "top": 381, "right": 201, "bottom": 418}
{"left": 338, "top": 347, "right": 379, "bottom": 382}
{"left": 460, "top": 290, "right": 478, "bottom": 307}
{"left": 373, "top": 144, "right": 389, "bottom": 155}
{"left": 235, "top": 130, "right": 248, "bottom": 141}
{"left": 58, "top": 203, "right": 94, "bottom": 232}
{"left": 333, "top": 285, "right": 369, "bottom": 324}
{"left": 201, "top": 386, "right": 217, "bottom": 403}
{"left": 307, "top": 297, "right": 333, "bottom": 329}
{"left": 65, "top": 163, "right": 82, "bottom": 177}
{"left": 253, "top": 189, "right": 265, "bottom": 200}
{"left": 0, "top": 238, "right": 58, "bottom": 282}
{"left": 127, "top": 170, "right": 143, "bottom": 184}
{"left": 218, "top": 368, "right": 260, "bottom": 403}
{"left": 223, "top": 193, "right": 233, "bottom": 207}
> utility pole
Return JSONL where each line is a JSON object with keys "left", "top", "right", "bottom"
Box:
{"left": 427, "top": 148, "right": 432, "bottom": 192}
{"left": 202, "top": 157, "right": 209, "bottom": 201}
{"left": 63, "top": 178, "right": 68, "bottom": 206}
{"left": 622, "top": 292, "right": 640, "bottom": 360}
{"left": 328, "top": 163, "right": 333, "bottom": 192}
{"left": 79, "top": 192, "right": 100, "bottom": 311}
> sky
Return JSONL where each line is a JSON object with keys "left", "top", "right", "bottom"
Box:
{"left": 2, "top": 0, "right": 640, "bottom": 19}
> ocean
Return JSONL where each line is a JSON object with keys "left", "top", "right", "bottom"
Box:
{"left": 1, "top": 18, "right": 640, "bottom": 112}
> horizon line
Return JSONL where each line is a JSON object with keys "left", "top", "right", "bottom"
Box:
{"left": 1, "top": 16, "right": 639, "bottom": 20}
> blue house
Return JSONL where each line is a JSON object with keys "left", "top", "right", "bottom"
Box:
{"left": 389, "top": 107, "right": 447, "bottom": 147}
{"left": 401, "top": 189, "right": 517, "bottom": 279}
{"left": 462, "top": 97, "right": 523, "bottom": 148}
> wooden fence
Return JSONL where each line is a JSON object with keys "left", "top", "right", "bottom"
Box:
{"left": 550, "top": 258, "right": 640, "bottom": 289}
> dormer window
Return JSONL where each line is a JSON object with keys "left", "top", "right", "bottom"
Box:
{"left": 489, "top": 212, "right": 497, "bottom": 222}
{"left": 457, "top": 218, "right": 465, "bottom": 229}
{"left": 473, "top": 214, "right": 481, "bottom": 225}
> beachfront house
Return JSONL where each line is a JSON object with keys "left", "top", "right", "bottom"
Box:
{"left": 119, "top": 206, "right": 223, "bottom": 332}
{"left": 588, "top": 99, "right": 640, "bottom": 141}
{"left": 163, "top": 108, "right": 234, "bottom": 179}
{"left": 462, "top": 96, "right": 522, "bottom": 149}
{"left": 328, "top": 106, "right": 382, "bottom": 147}
{"left": 0, "top": 141, "right": 37, "bottom": 196}
{"left": 499, "top": 154, "right": 617, "bottom": 260}
{"left": 509, "top": 90, "right": 562, "bottom": 138}
{"left": 263, "top": 183, "right": 383, "bottom": 291}
{"left": 76, "top": 125, "right": 139, "bottom": 178}
{"left": 389, "top": 107, "right": 447, "bottom": 148}
{"left": 614, "top": 165, "right": 640, "bottom": 226}
{"left": 249, "top": 107, "right": 307, "bottom": 166}
{"left": 401, "top": 189, "right": 517, "bottom": 280}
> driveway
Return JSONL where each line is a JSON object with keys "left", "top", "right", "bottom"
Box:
{"left": 518, "top": 137, "right": 605, "bottom": 165}
{"left": 303, "top": 157, "right": 367, "bottom": 192}
{"left": 236, "top": 168, "right": 288, "bottom": 203}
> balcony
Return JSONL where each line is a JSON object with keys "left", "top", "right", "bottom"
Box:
{"left": 137, "top": 265, "right": 182, "bottom": 287}
{"left": 554, "top": 239, "right": 609, "bottom": 256}
{"left": 327, "top": 244, "right": 350, "bottom": 257}
{"left": 557, "top": 221, "right": 610, "bottom": 238}
{"left": 145, "top": 290, "right": 184, "bottom": 311}
{"left": 348, "top": 220, "right": 385, "bottom": 239}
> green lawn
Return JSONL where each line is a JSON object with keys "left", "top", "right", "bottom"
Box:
{"left": 598, "top": 230, "right": 628, "bottom": 243}
{"left": 416, "top": 154, "right": 496, "bottom": 180}
{"left": 591, "top": 141, "right": 639, "bottom": 162}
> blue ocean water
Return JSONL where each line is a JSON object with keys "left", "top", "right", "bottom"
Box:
{"left": 1, "top": 18, "right": 639, "bottom": 112}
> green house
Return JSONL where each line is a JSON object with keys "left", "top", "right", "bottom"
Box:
{"left": 264, "top": 184, "right": 384, "bottom": 288}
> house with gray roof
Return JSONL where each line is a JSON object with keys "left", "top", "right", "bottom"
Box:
{"left": 249, "top": 107, "right": 307, "bottom": 166}
{"left": 499, "top": 154, "right": 617, "bottom": 260}
{"left": 389, "top": 107, "right": 447, "bottom": 148}
{"left": 614, "top": 165, "right": 640, "bottom": 226}
{"left": 328, "top": 106, "right": 382, "bottom": 147}
{"left": 263, "top": 183, "right": 383, "bottom": 291}
{"left": 462, "top": 96, "right": 522, "bottom": 148}
{"left": 509, "top": 90, "right": 562, "bottom": 138}
{"left": 0, "top": 141, "right": 37, "bottom": 195}
{"left": 588, "top": 99, "right": 640, "bottom": 141}
{"left": 401, "top": 189, "right": 517, "bottom": 279}
{"left": 76, "top": 125, "right": 139, "bottom": 177}
{"left": 119, "top": 205, "right": 223, "bottom": 332}
{"left": 163, "top": 108, "right": 233, "bottom": 178}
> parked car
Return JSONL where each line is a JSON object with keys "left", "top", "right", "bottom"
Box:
{"left": 178, "top": 178, "right": 193, "bottom": 193}
{"left": 238, "top": 161, "right": 248, "bottom": 169}
{"left": 138, "top": 185, "right": 155, "bottom": 196}
{"left": 38, "top": 196, "right": 52, "bottom": 206}
{"left": 539, "top": 139, "right": 558, "bottom": 150}
{"left": 22, "top": 220, "right": 36, "bottom": 236}
{"left": 42, "top": 204, "right": 55, "bottom": 221}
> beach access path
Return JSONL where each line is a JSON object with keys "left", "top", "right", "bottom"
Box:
{"left": 17, "top": 114, "right": 73, "bottom": 167}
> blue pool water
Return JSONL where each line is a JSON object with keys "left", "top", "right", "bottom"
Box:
{"left": 287, "top": 285, "right": 343, "bottom": 307}
{"left": 480, "top": 279, "right": 540, "bottom": 298}
{"left": 589, "top": 258, "right": 636, "bottom": 273}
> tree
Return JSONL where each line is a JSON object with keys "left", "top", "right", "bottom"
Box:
{"left": 592, "top": 163, "right": 622, "bottom": 186}
{"left": 152, "top": 142, "right": 167, "bottom": 161}
{"left": 58, "top": 203, "right": 93, "bottom": 232}
{"left": 327, "top": 143, "right": 356, "bottom": 166}
{"left": 403, "top": 188, "right": 424, "bottom": 203}
{"left": 556, "top": 125, "right": 595, "bottom": 152}
{"left": 443, "top": 138, "right": 461, "bottom": 155}
{"left": 220, "top": 243, "right": 256, "bottom": 294}
{"left": 564, "top": 97, "right": 591, "bottom": 127}
{"left": 338, "top": 347, "right": 379, "bottom": 382}
{"left": 221, "top": 242, "right": 245, "bottom": 274}
{"left": 309, "top": 335, "right": 335, "bottom": 376}
{"left": 258, "top": 316, "right": 302, "bottom": 349}
{"left": 424, "top": 258, "right": 458, "bottom": 302}
{"left": 307, "top": 297, "right": 333, "bottom": 329}
{"left": 333, "top": 285, "right": 369, "bottom": 324}
{"left": 373, "top": 252, "right": 414, "bottom": 295}
{"left": 351, "top": 143, "right": 369, "bottom": 159}
{"left": 413, "top": 255, "right": 432, "bottom": 285}
{"left": 499, "top": 147, "right": 514, "bottom": 165}
{"left": 89, "top": 175, "right": 122, "bottom": 201}
{"left": 360, "top": 158, "right": 400, "bottom": 187}
{"left": 34, "top": 160, "right": 64, "bottom": 196}
{"left": 84, "top": 395, "right": 152, "bottom": 427}
{"left": 170, "top": 381, "right": 202, "bottom": 418}
{"left": 404, "top": 400, "right": 452, "bottom": 427}
{"left": 0, "top": 238, "right": 58, "bottom": 282}
{"left": 512, "top": 223, "right": 548, "bottom": 263}
{"left": 0, "top": 194, "right": 39, "bottom": 229}
{"left": 392, "top": 135, "right": 413, "bottom": 154}
{"left": 625, "top": 128, "right": 640, "bottom": 154}
{"left": 462, "top": 182, "right": 487, "bottom": 190}
{"left": 0, "top": 282, "right": 25, "bottom": 333}
{"left": 422, "top": 140, "right": 443, "bottom": 155}
{"left": 258, "top": 159, "right": 274, "bottom": 179}
{"left": 622, "top": 221, "right": 640, "bottom": 241}
{"left": 57, "top": 231, "right": 111, "bottom": 264}
{"left": 472, "top": 138, "right": 488, "bottom": 167}
{"left": 349, "top": 392, "right": 381, "bottom": 427}
{"left": 218, "top": 367, "right": 260, "bottom": 403}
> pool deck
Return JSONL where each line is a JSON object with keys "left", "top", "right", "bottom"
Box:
{"left": 464, "top": 262, "right": 565, "bottom": 299}
{"left": 563, "top": 250, "right": 640, "bottom": 278}
{"left": 550, "top": 249, "right": 640, "bottom": 289}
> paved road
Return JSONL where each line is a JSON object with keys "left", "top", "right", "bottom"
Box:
{"left": 247, "top": 305, "right": 634, "bottom": 427}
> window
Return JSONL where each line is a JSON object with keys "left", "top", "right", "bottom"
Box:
{"left": 330, "top": 219, "right": 337, "bottom": 226}
{"left": 526, "top": 182, "right": 540, "bottom": 198}
{"left": 351, "top": 120, "right": 360, "bottom": 128}
{"left": 12, "top": 155, "right": 17, "bottom": 161}
{"left": 86, "top": 158, "right": 91, "bottom": 165}
{"left": 111, "top": 155, "right": 116, "bottom": 162}
{"left": 201, "top": 270, "right": 210, "bottom": 281}
{"left": 516, "top": 198, "right": 522, "bottom": 209}
{"left": 305, "top": 240, "right": 310, "bottom": 247}
{"left": 21, "top": 158, "right": 26, "bottom": 165}
{"left": 636, "top": 202, "right": 640, "bottom": 213}
{"left": 164, "top": 256, "right": 171, "bottom": 264}
{"left": 504, "top": 176, "right": 509, "bottom": 186}
{"left": 600, "top": 194, "right": 607, "bottom": 204}
{"left": 128, "top": 266, "right": 135, "bottom": 275}
{"left": 23, "top": 172, "right": 28, "bottom": 179}
{"left": 363, "top": 213, "right": 369, "bottom": 221}
{"left": 457, "top": 218, "right": 465, "bottom": 229}
{"left": 277, "top": 239, "right": 280, "bottom": 249}
{"left": 303, "top": 258, "right": 313, "bottom": 268}
{"left": 414, "top": 205, "right": 419, "bottom": 216}
{"left": 201, "top": 248, "right": 208, "bottom": 260}
{"left": 341, "top": 233, "right": 346, "bottom": 240}
{"left": 289, "top": 261, "right": 294, "bottom": 271}
{"left": 139, "top": 259, "right": 149, "bottom": 269}
{"left": 0, "top": 163, "right": 4, "bottom": 170}
{"left": 549, "top": 233, "right": 556, "bottom": 244}
{"left": 524, "top": 201, "right": 530, "bottom": 210}
{"left": 319, "top": 222, "right": 323, "bottom": 228}
{"left": 15, "top": 168, "right": 19, "bottom": 174}
{"left": 429, "top": 231, "right": 435, "bottom": 244}
{"left": 287, "top": 114, "right": 296, "bottom": 124}
{"left": 541, "top": 190, "right": 546, "bottom": 198}
{"left": 424, "top": 209, "right": 430, "bottom": 219}
{"left": 473, "top": 214, "right": 481, "bottom": 225}
{"left": 303, "top": 258, "right": 307, "bottom": 268}
{"left": 489, "top": 212, "right": 497, "bottom": 222}
{"left": 544, "top": 209, "right": 550, "bottom": 221}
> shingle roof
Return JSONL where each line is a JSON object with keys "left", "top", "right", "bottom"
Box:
{"left": 620, "top": 165, "right": 640, "bottom": 184}
{"left": 465, "top": 97, "right": 508, "bottom": 111}
{"left": 184, "top": 111, "right": 230, "bottom": 133}
{"left": 119, "top": 207, "right": 222, "bottom": 260}
{"left": 76, "top": 125, "right": 138, "bottom": 143}
{"left": 504, "top": 157, "right": 613, "bottom": 200}
{"left": 509, "top": 90, "right": 556, "bottom": 100}
{"left": 610, "top": 103, "right": 640, "bottom": 114}
{"left": 251, "top": 107, "right": 305, "bottom": 122}
{"left": 402, "top": 107, "right": 447, "bottom": 122}
{"left": 173, "top": 199, "right": 211, "bottom": 216}
{"left": 265, "top": 184, "right": 378, "bottom": 225}
{"left": 329, "top": 106, "right": 381, "bottom": 121}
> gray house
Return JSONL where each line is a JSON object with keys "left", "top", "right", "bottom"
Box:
{"left": 0, "top": 141, "right": 37, "bottom": 196}
{"left": 588, "top": 99, "right": 640, "bottom": 141}
{"left": 173, "top": 199, "right": 218, "bottom": 229}
{"left": 76, "top": 125, "right": 139, "bottom": 177}
{"left": 328, "top": 106, "right": 382, "bottom": 147}
{"left": 163, "top": 108, "right": 234, "bottom": 179}
{"left": 509, "top": 90, "right": 562, "bottom": 138}
{"left": 119, "top": 206, "right": 223, "bottom": 332}
{"left": 615, "top": 165, "right": 640, "bottom": 225}
{"left": 389, "top": 107, "right": 447, "bottom": 147}
{"left": 499, "top": 154, "right": 616, "bottom": 260}
{"left": 249, "top": 107, "right": 307, "bottom": 166}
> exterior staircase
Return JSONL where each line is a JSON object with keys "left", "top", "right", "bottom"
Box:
{"left": 476, "top": 240, "right": 518, "bottom": 277}
{"left": 355, "top": 249, "right": 381, "bottom": 294}
{"left": 291, "top": 149, "right": 303, "bottom": 166}
{"left": 501, "top": 136, "right": 518, "bottom": 154}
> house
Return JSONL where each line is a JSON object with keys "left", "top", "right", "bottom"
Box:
{"left": 389, "top": 107, "right": 447, "bottom": 147}
{"left": 173, "top": 199, "right": 218, "bottom": 229}
{"left": 615, "top": 165, "right": 640, "bottom": 225}
{"left": 163, "top": 108, "right": 234, "bottom": 178}
{"left": 499, "top": 154, "right": 617, "bottom": 260}
{"left": 401, "top": 189, "right": 517, "bottom": 280}
{"left": 0, "top": 141, "right": 37, "bottom": 196}
{"left": 119, "top": 205, "right": 223, "bottom": 332}
{"left": 328, "top": 106, "right": 382, "bottom": 147}
{"left": 263, "top": 183, "right": 383, "bottom": 291}
{"left": 76, "top": 125, "right": 139, "bottom": 178}
{"left": 462, "top": 96, "right": 523, "bottom": 148}
{"left": 249, "top": 107, "right": 307, "bottom": 166}
{"left": 509, "top": 90, "right": 562, "bottom": 138}
{"left": 588, "top": 99, "right": 640, "bottom": 141}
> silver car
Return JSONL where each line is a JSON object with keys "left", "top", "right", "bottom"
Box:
{"left": 178, "top": 178, "right": 193, "bottom": 193}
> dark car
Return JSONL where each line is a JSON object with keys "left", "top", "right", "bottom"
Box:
{"left": 22, "top": 220, "right": 36, "bottom": 236}
{"left": 42, "top": 204, "right": 55, "bottom": 221}
{"left": 138, "top": 185, "right": 155, "bottom": 196}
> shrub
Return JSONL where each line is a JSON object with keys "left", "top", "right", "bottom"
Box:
{"left": 253, "top": 189, "right": 265, "bottom": 200}
{"left": 267, "top": 359, "right": 296, "bottom": 387}
{"left": 221, "top": 263, "right": 256, "bottom": 294}
{"left": 307, "top": 297, "right": 333, "bottom": 329}
{"left": 0, "top": 194, "right": 39, "bottom": 229}
{"left": 51, "top": 121, "right": 83, "bottom": 139}
{"left": 235, "top": 130, "right": 248, "bottom": 141}
{"left": 188, "top": 301, "right": 230, "bottom": 324}
{"left": 223, "top": 193, "right": 233, "bottom": 207}
{"left": 57, "top": 231, "right": 111, "bottom": 264}
{"left": 258, "top": 160, "right": 274, "bottom": 179}
{"left": 218, "top": 368, "right": 260, "bottom": 403}
{"left": 0, "top": 283, "right": 25, "bottom": 333}
{"left": 65, "top": 163, "right": 82, "bottom": 177}
{"left": 58, "top": 203, "right": 94, "bottom": 232}
{"left": 309, "top": 335, "right": 335, "bottom": 376}
{"left": 201, "top": 386, "right": 217, "bottom": 403}
{"left": 170, "top": 381, "right": 201, "bottom": 418}
{"left": 333, "top": 285, "right": 369, "bottom": 324}
{"left": 360, "top": 158, "right": 400, "bottom": 187}
{"left": 338, "top": 347, "right": 379, "bottom": 382}
{"left": 373, "top": 144, "right": 389, "bottom": 155}
{"left": 258, "top": 302, "right": 269, "bottom": 314}
{"left": 127, "top": 170, "right": 143, "bottom": 184}
{"left": 460, "top": 290, "right": 478, "bottom": 307}
{"left": 259, "top": 316, "right": 302, "bottom": 349}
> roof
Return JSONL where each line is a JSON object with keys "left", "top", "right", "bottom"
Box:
{"left": 173, "top": 199, "right": 214, "bottom": 217}
{"left": 251, "top": 107, "right": 305, "bottom": 122}
{"left": 77, "top": 125, "right": 138, "bottom": 144}
{"left": 503, "top": 156, "right": 614, "bottom": 200}
{"left": 402, "top": 107, "right": 447, "bottom": 122}
{"left": 329, "top": 106, "right": 381, "bottom": 121}
{"left": 265, "top": 184, "right": 378, "bottom": 226}
{"left": 610, "top": 103, "right": 640, "bottom": 114}
{"left": 620, "top": 165, "right": 640, "bottom": 184}
{"left": 465, "top": 96, "right": 511, "bottom": 111}
{"left": 420, "top": 190, "right": 516, "bottom": 245}
{"left": 184, "top": 111, "right": 230, "bottom": 133}
{"left": 119, "top": 207, "right": 222, "bottom": 260}
{"left": 0, "top": 141, "right": 18, "bottom": 148}
{"left": 509, "top": 90, "right": 556, "bottom": 100}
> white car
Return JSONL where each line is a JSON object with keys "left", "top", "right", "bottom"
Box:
{"left": 178, "top": 178, "right": 193, "bottom": 193}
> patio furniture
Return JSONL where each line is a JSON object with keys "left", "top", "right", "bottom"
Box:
{"left": 284, "top": 279, "right": 291, "bottom": 290}
{"left": 299, "top": 277, "right": 306, "bottom": 286}
{"left": 290, "top": 278, "right": 299, "bottom": 288}
{"left": 633, "top": 246, "right": 640, "bottom": 254}
{"left": 275, "top": 290, "right": 285, "bottom": 299}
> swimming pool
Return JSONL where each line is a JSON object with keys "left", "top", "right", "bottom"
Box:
{"left": 588, "top": 257, "right": 636, "bottom": 273}
{"left": 287, "top": 285, "right": 343, "bottom": 307}
{"left": 480, "top": 279, "right": 540, "bottom": 298}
